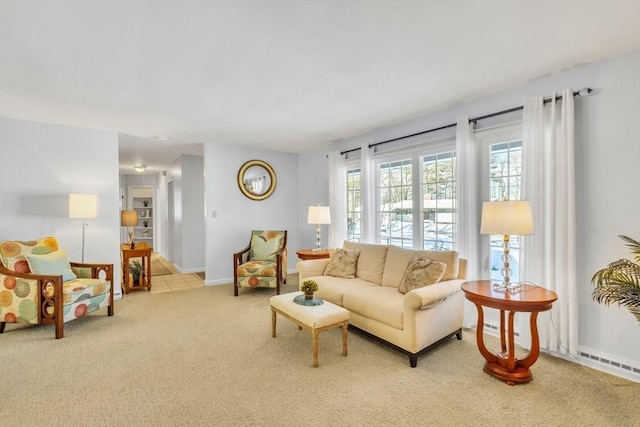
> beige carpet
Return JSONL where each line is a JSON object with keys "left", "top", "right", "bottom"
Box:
{"left": 1, "top": 280, "right": 638, "bottom": 427}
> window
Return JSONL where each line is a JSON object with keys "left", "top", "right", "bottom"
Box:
{"left": 377, "top": 159, "right": 413, "bottom": 248}
{"left": 422, "top": 152, "right": 455, "bottom": 251}
{"left": 488, "top": 139, "right": 523, "bottom": 282}
{"left": 346, "top": 167, "right": 361, "bottom": 242}
{"left": 373, "top": 142, "right": 456, "bottom": 251}
{"left": 489, "top": 141, "right": 522, "bottom": 201}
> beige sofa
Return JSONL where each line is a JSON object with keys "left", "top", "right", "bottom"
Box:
{"left": 296, "top": 241, "right": 467, "bottom": 367}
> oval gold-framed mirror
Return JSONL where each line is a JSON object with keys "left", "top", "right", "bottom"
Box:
{"left": 237, "top": 160, "right": 277, "bottom": 201}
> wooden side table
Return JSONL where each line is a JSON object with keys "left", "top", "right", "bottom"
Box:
{"left": 121, "top": 242, "right": 152, "bottom": 294}
{"left": 295, "top": 248, "right": 331, "bottom": 260}
{"left": 461, "top": 280, "right": 558, "bottom": 385}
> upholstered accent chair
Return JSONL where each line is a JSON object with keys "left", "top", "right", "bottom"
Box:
{"left": 0, "top": 236, "right": 114, "bottom": 339}
{"left": 233, "top": 230, "right": 287, "bottom": 296}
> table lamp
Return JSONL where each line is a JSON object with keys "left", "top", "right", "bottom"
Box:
{"left": 307, "top": 206, "right": 331, "bottom": 253}
{"left": 121, "top": 210, "right": 138, "bottom": 249}
{"left": 69, "top": 193, "right": 98, "bottom": 262}
{"left": 480, "top": 200, "right": 534, "bottom": 293}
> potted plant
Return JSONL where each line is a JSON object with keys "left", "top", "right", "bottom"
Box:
{"left": 300, "top": 280, "right": 319, "bottom": 300}
{"left": 129, "top": 260, "right": 144, "bottom": 285}
{"left": 591, "top": 235, "right": 640, "bottom": 323}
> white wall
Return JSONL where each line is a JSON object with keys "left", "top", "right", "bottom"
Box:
{"left": 0, "top": 117, "right": 122, "bottom": 296}
{"left": 166, "top": 154, "right": 205, "bottom": 272}
{"left": 204, "top": 144, "right": 299, "bottom": 285}
{"left": 298, "top": 146, "right": 332, "bottom": 249}
{"left": 298, "top": 50, "right": 640, "bottom": 379}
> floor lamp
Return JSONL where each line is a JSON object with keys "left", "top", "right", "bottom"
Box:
{"left": 69, "top": 193, "right": 98, "bottom": 263}
{"left": 480, "top": 200, "right": 534, "bottom": 294}
{"left": 307, "top": 205, "right": 331, "bottom": 252}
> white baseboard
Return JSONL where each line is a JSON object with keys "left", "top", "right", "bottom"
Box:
{"left": 573, "top": 346, "right": 640, "bottom": 383}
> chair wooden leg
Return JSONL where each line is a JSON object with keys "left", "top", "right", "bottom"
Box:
{"left": 0, "top": 322, "right": 5, "bottom": 333}
{"left": 55, "top": 318, "right": 64, "bottom": 339}
{"left": 108, "top": 303, "right": 114, "bottom": 316}
{"left": 234, "top": 282, "right": 238, "bottom": 297}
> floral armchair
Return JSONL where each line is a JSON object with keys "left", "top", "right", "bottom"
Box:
{"left": 0, "top": 236, "right": 114, "bottom": 339}
{"left": 233, "top": 230, "right": 287, "bottom": 296}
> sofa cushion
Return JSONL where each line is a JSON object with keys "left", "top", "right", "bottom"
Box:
{"left": 342, "top": 241, "right": 388, "bottom": 285}
{"left": 343, "top": 286, "right": 404, "bottom": 330}
{"left": 382, "top": 246, "right": 459, "bottom": 287}
{"left": 314, "top": 276, "right": 377, "bottom": 306}
{"left": 0, "top": 237, "right": 59, "bottom": 273}
{"left": 398, "top": 256, "right": 446, "bottom": 294}
{"left": 324, "top": 248, "right": 360, "bottom": 279}
{"left": 61, "top": 278, "right": 111, "bottom": 305}
{"left": 25, "top": 249, "right": 78, "bottom": 282}
{"left": 236, "top": 260, "right": 277, "bottom": 277}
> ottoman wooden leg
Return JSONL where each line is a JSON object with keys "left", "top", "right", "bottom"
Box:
{"left": 271, "top": 307, "right": 276, "bottom": 338}
{"left": 342, "top": 321, "right": 348, "bottom": 357}
{"left": 312, "top": 329, "right": 319, "bottom": 368}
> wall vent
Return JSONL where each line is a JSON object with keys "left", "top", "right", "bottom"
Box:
{"left": 579, "top": 350, "right": 640, "bottom": 375}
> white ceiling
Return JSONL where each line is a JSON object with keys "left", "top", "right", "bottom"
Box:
{"left": 1, "top": 1, "right": 639, "bottom": 174}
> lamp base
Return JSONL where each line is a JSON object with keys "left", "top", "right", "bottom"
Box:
{"left": 492, "top": 281, "right": 522, "bottom": 294}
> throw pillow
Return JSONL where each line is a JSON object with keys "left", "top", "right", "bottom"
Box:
{"left": 250, "top": 234, "right": 281, "bottom": 261}
{"left": 25, "top": 249, "right": 78, "bottom": 282}
{"left": 323, "top": 248, "right": 360, "bottom": 278}
{"left": 398, "top": 255, "right": 446, "bottom": 294}
{"left": 0, "top": 236, "right": 58, "bottom": 273}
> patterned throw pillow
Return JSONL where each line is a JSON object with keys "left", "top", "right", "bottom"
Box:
{"left": 25, "top": 249, "right": 78, "bottom": 282}
{"left": 250, "top": 234, "right": 282, "bottom": 261}
{"left": 398, "top": 255, "right": 446, "bottom": 294}
{"left": 323, "top": 248, "right": 360, "bottom": 278}
{"left": 0, "top": 237, "right": 59, "bottom": 272}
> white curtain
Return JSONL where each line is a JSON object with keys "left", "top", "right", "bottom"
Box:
{"left": 520, "top": 89, "right": 577, "bottom": 356}
{"left": 360, "top": 144, "right": 377, "bottom": 243}
{"left": 455, "top": 116, "right": 480, "bottom": 327}
{"left": 455, "top": 116, "right": 480, "bottom": 274}
{"left": 328, "top": 150, "right": 348, "bottom": 248}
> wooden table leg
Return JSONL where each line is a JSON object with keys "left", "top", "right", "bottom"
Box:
{"left": 271, "top": 307, "right": 276, "bottom": 338}
{"left": 145, "top": 252, "right": 152, "bottom": 290}
{"left": 486, "top": 309, "right": 534, "bottom": 385}
{"left": 473, "top": 302, "right": 496, "bottom": 363}
{"left": 312, "top": 329, "right": 319, "bottom": 368}
{"left": 519, "top": 312, "right": 541, "bottom": 368}
{"left": 342, "top": 321, "right": 348, "bottom": 357}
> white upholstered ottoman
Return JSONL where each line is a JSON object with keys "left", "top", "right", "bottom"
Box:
{"left": 270, "top": 292, "right": 349, "bottom": 367}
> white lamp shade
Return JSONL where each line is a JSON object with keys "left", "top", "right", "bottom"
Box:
{"left": 307, "top": 206, "right": 331, "bottom": 224}
{"left": 480, "top": 200, "right": 534, "bottom": 235}
{"left": 121, "top": 210, "right": 138, "bottom": 227}
{"left": 69, "top": 193, "right": 98, "bottom": 219}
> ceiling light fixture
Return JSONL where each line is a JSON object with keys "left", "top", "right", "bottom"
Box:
{"left": 133, "top": 164, "right": 147, "bottom": 172}
{"left": 153, "top": 136, "right": 169, "bottom": 141}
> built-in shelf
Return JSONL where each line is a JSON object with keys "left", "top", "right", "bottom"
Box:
{"left": 127, "top": 189, "right": 155, "bottom": 247}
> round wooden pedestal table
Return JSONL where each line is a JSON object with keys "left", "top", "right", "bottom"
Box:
{"left": 461, "top": 280, "right": 558, "bottom": 385}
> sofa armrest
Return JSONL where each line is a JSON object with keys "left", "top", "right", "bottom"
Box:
{"left": 403, "top": 280, "right": 463, "bottom": 310}
{"left": 296, "top": 259, "right": 330, "bottom": 281}
{"left": 70, "top": 262, "right": 113, "bottom": 281}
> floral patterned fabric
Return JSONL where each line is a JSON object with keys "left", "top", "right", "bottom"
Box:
{"left": 0, "top": 237, "right": 58, "bottom": 273}
{"left": 237, "top": 230, "right": 287, "bottom": 289}
{"left": 0, "top": 237, "right": 112, "bottom": 327}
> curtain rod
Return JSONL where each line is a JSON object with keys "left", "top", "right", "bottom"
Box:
{"left": 339, "top": 88, "right": 592, "bottom": 155}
